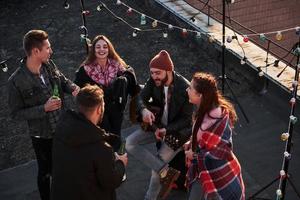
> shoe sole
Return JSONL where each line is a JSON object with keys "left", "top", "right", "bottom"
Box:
{"left": 159, "top": 171, "right": 181, "bottom": 200}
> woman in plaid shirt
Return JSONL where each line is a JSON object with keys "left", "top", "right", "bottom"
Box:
{"left": 185, "top": 72, "right": 245, "bottom": 200}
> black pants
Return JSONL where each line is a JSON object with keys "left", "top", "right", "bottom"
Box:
{"left": 31, "top": 137, "right": 52, "bottom": 200}
{"left": 100, "top": 103, "right": 123, "bottom": 151}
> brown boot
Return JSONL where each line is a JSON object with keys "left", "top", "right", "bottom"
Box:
{"left": 158, "top": 167, "right": 181, "bottom": 199}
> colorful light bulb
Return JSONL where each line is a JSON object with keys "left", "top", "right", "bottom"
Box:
{"left": 126, "top": 7, "right": 133, "bottom": 15}
{"left": 279, "top": 170, "right": 285, "bottom": 177}
{"left": 163, "top": 31, "right": 168, "bottom": 38}
{"left": 259, "top": 33, "right": 266, "bottom": 42}
{"left": 96, "top": 5, "right": 102, "bottom": 11}
{"left": 226, "top": 36, "right": 232, "bottom": 43}
{"left": 1, "top": 64, "right": 8, "bottom": 72}
{"left": 289, "top": 97, "right": 296, "bottom": 106}
{"left": 80, "top": 34, "right": 86, "bottom": 42}
{"left": 116, "top": 0, "right": 122, "bottom": 5}
{"left": 290, "top": 115, "right": 297, "bottom": 124}
{"left": 293, "top": 47, "right": 300, "bottom": 56}
{"left": 82, "top": 10, "right": 90, "bottom": 15}
{"left": 284, "top": 151, "right": 291, "bottom": 159}
{"left": 132, "top": 29, "right": 138, "bottom": 37}
{"left": 140, "top": 14, "right": 146, "bottom": 25}
{"left": 243, "top": 35, "right": 249, "bottom": 42}
{"left": 182, "top": 29, "right": 188, "bottom": 38}
{"left": 64, "top": 2, "right": 70, "bottom": 9}
{"left": 152, "top": 20, "right": 158, "bottom": 28}
{"left": 276, "top": 189, "right": 282, "bottom": 198}
{"left": 281, "top": 132, "right": 289, "bottom": 141}
{"left": 276, "top": 31, "right": 283, "bottom": 41}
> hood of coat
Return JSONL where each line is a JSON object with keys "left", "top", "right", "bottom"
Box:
{"left": 55, "top": 110, "right": 106, "bottom": 147}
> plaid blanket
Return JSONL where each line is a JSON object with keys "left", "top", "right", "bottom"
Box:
{"left": 186, "top": 113, "right": 245, "bottom": 200}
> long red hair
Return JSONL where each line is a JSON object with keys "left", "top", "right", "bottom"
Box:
{"left": 192, "top": 72, "right": 237, "bottom": 127}
{"left": 81, "top": 35, "right": 127, "bottom": 68}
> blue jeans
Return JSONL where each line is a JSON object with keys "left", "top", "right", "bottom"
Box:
{"left": 126, "top": 127, "right": 180, "bottom": 200}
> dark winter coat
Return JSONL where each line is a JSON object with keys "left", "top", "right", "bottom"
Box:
{"left": 74, "top": 65, "right": 139, "bottom": 136}
{"left": 51, "top": 110, "right": 125, "bottom": 200}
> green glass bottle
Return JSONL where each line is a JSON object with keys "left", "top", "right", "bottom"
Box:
{"left": 52, "top": 84, "right": 60, "bottom": 99}
{"left": 118, "top": 139, "right": 127, "bottom": 182}
{"left": 118, "top": 139, "right": 126, "bottom": 155}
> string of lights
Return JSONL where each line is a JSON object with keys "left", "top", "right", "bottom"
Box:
{"left": 224, "top": 0, "right": 300, "bottom": 79}
{"left": 97, "top": 0, "right": 207, "bottom": 39}
{"left": 65, "top": 0, "right": 300, "bottom": 78}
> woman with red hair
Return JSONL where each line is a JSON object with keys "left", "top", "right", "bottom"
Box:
{"left": 185, "top": 72, "right": 245, "bottom": 200}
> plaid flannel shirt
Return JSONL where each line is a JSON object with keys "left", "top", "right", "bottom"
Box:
{"left": 187, "top": 112, "right": 245, "bottom": 200}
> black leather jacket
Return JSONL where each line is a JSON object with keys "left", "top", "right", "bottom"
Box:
{"left": 136, "top": 71, "right": 193, "bottom": 138}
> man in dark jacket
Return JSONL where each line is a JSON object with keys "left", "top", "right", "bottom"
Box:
{"left": 51, "top": 84, "right": 128, "bottom": 200}
{"left": 8, "top": 30, "right": 79, "bottom": 200}
{"left": 125, "top": 50, "right": 193, "bottom": 200}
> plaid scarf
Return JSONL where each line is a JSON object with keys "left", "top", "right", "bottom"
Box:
{"left": 84, "top": 59, "right": 124, "bottom": 87}
{"left": 186, "top": 112, "right": 245, "bottom": 200}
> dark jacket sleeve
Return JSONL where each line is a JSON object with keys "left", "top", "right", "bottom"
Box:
{"left": 94, "top": 144, "right": 125, "bottom": 189}
{"left": 123, "top": 66, "right": 139, "bottom": 97}
{"left": 136, "top": 78, "right": 153, "bottom": 115}
{"left": 74, "top": 66, "right": 95, "bottom": 88}
{"left": 8, "top": 78, "right": 46, "bottom": 121}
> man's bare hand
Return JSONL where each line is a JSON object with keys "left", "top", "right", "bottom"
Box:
{"left": 71, "top": 85, "right": 80, "bottom": 97}
{"left": 154, "top": 128, "right": 166, "bottom": 140}
{"left": 142, "top": 108, "right": 155, "bottom": 125}
{"left": 115, "top": 152, "right": 128, "bottom": 167}
{"left": 44, "top": 97, "right": 62, "bottom": 112}
{"left": 183, "top": 140, "right": 191, "bottom": 151}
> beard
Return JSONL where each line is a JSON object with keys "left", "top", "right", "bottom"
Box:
{"left": 154, "top": 73, "right": 168, "bottom": 87}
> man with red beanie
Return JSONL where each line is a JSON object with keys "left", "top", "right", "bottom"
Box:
{"left": 126, "top": 50, "right": 193, "bottom": 199}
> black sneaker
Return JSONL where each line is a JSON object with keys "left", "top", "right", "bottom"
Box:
{"left": 158, "top": 167, "right": 181, "bottom": 199}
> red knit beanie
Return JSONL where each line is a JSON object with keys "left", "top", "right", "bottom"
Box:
{"left": 149, "top": 50, "right": 174, "bottom": 71}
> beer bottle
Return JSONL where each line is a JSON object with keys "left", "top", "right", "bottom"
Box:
{"left": 52, "top": 84, "right": 60, "bottom": 99}
{"left": 118, "top": 139, "right": 126, "bottom": 155}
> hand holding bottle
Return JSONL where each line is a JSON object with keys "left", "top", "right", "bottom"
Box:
{"left": 44, "top": 97, "right": 61, "bottom": 112}
{"left": 115, "top": 153, "right": 128, "bottom": 167}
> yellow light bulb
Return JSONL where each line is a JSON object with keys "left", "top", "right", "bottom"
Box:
{"left": 276, "top": 31, "right": 283, "bottom": 41}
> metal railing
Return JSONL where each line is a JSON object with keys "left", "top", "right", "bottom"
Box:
{"left": 185, "top": 0, "right": 298, "bottom": 69}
